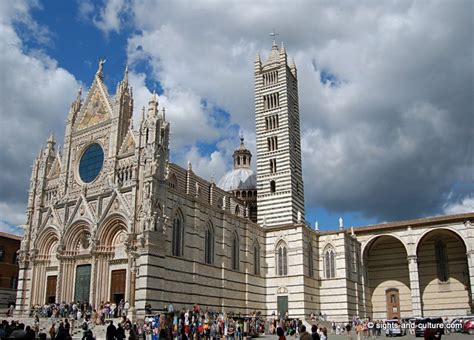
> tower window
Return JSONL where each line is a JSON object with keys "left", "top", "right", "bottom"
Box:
{"left": 270, "top": 180, "right": 276, "bottom": 193}
{"left": 263, "top": 70, "right": 278, "bottom": 86}
{"left": 263, "top": 92, "right": 280, "bottom": 110}
{"left": 308, "top": 242, "right": 314, "bottom": 277}
{"left": 267, "top": 136, "right": 278, "bottom": 151}
{"left": 269, "top": 159, "right": 277, "bottom": 174}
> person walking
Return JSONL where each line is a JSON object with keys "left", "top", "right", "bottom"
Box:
{"left": 299, "top": 325, "right": 312, "bottom": 340}
{"left": 311, "top": 325, "right": 320, "bottom": 340}
{"left": 106, "top": 321, "right": 116, "bottom": 340}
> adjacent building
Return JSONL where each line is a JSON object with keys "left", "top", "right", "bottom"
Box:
{"left": 0, "top": 232, "right": 21, "bottom": 310}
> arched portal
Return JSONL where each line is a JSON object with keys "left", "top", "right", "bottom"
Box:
{"left": 32, "top": 227, "right": 60, "bottom": 304}
{"left": 416, "top": 229, "right": 471, "bottom": 317}
{"left": 363, "top": 235, "right": 411, "bottom": 320}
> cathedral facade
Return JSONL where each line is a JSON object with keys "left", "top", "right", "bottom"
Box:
{"left": 16, "top": 43, "right": 474, "bottom": 321}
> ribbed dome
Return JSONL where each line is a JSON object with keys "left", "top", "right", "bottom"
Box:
{"left": 218, "top": 168, "right": 256, "bottom": 191}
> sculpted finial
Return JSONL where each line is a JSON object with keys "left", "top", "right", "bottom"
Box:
{"left": 96, "top": 58, "right": 106, "bottom": 78}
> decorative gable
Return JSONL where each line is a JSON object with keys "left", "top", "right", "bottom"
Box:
{"left": 47, "top": 155, "right": 61, "bottom": 179}
{"left": 119, "top": 129, "right": 136, "bottom": 155}
{"left": 76, "top": 80, "right": 112, "bottom": 130}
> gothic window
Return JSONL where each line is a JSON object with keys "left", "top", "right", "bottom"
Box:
{"left": 254, "top": 241, "right": 261, "bottom": 276}
{"left": 276, "top": 241, "right": 288, "bottom": 276}
{"left": 270, "top": 180, "right": 276, "bottom": 193}
{"left": 169, "top": 173, "right": 178, "bottom": 189}
{"left": 308, "top": 242, "right": 314, "bottom": 277}
{"left": 235, "top": 205, "right": 240, "bottom": 215}
{"left": 324, "top": 246, "right": 336, "bottom": 279}
{"left": 204, "top": 224, "right": 214, "bottom": 265}
{"left": 263, "top": 92, "right": 280, "bottom": 110}
{"left": 172, "top": 212, "right": 184, "bottom": 257}
{"left": 231, "top": 232, "right": 240, "bottom": 270}
{"left": 435, "top": 239, "right": 449, "bottom": 282}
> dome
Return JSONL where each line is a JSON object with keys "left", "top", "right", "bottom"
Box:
{"left": 217, "top": 168, "right": 256, "bottom": 191}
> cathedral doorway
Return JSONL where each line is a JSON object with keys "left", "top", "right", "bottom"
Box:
{"left": 110, "top": 269, "right": 126, "bottom": 304}
{"left": 46, "top": 276, "right": 57, "bottom": 304}
{"left": 74, "top": 265, "right": 91, "bottom": 303}
{"left": 386, "top": 288, "right": 400, "bottom": 319}
{"left": 277, "top": 296, "right": 288, "bottom": 319}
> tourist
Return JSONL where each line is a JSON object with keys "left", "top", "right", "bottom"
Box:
{"left": 299, "top": 325, "right": 311, "bottom": 340}
{"left": 49, "top": 323, "right": 57, "bottom": 339}
{"left": 116, "top": 323, "right": 126, "bottom": 340}
{"left": 10, "top": 323, "right": 27, "bottom": 338}
{"left": 320, "top": 327, "right": 328, "bottom": 340}
{"left": 106, "top": 320, "right": 116, "bottom": 340}
{"left": 311, "top": 325, "right": 320, "bottom": 340}
{"left": 277, "top": 326, "right": 286, "bottom": 340}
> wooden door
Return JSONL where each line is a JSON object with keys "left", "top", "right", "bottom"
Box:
{"left": 386, "top": 288, "right": 400, "bottom": 319}
{"left": 110, "top": 269, "right": 126, "bottom": 304}
{"left": 46, "top": 276, "right": 57, "bottom": 303}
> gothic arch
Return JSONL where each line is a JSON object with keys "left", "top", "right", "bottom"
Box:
{"left": 97, "top": 214, "right": 128, "bottom": 249}
{"left": 171, "top": 208, "right": 185, "bottom": 256}
{"left": 62, "top": 220, "right": 93, "bottom": 251}
{"left": 35, "top": 226, "right": 60, "bottom": 256}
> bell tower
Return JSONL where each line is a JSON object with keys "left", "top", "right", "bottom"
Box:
{"left": 255, "top": 41, "right": 305, "bottom": 226}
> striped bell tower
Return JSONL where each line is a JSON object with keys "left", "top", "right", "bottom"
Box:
{"left": 255, "top": 40, "right": 305, "bottom": 227}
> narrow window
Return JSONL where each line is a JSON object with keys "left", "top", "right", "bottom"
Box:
{"left": 254, "top": 241, "right": 260, "bottom": 276}
{"left": 435, "top": 239, "right": 449, "bottom": 282}
{"left": 232, "top": 232, "right": 239, "bottom": 270}
{"left": 172, "top": 213, "right": 184, "bottom": 256}
{"left": 276, "top": 242, "right": 288, "bottom": 276}
{"left": 324, "top": 248, "right": 336, "bottom": 278}
{"left": 270, "top": 180, "right": 276, "bottom": 193}
{"left": 308, "top": 242, "right": 314, "bottom": 277}
{"left": 205, "top": 224, "right": 214, "bottom": 264}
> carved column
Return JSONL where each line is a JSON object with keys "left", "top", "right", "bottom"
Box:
{"left": 89, "top": 255, "right": 97, "bottom": 307}
{"left": 407, "top": 255, "right": 423, "bottom": 317}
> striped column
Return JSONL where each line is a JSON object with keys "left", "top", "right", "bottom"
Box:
{"left": 407, "top": 255, "right": 422, "bottom": 317}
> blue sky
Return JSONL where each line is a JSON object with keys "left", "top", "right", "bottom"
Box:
{"left": 0, "top": 0, "right": 472, "bottom": 235}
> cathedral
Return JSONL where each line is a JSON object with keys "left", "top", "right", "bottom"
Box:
{"left": 16, "top": 42, "right": 474, "bottom": 321}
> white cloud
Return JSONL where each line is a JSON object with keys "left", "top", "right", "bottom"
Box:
{"left": 115, "top": 0, "right": 473, "bottom": 221}
{"left": 0, "top": 1, "right": 81, "bottom": 228}
{"left": 78, "top": 0, "right": 129, "bottom": 35}
{"left": 444, "top": 196, "right": 474, "bottom": 215}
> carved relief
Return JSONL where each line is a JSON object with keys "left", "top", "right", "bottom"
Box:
{"left": 77, "top": 89, "right": 110, "bottom": 129}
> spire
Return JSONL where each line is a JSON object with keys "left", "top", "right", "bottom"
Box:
{"left": 123, "top": 64, "right": 129, "bottom": 85}
{"left": 280, "top": 41, "right": 286, "bottom": 54}
{"left": 255, "top": 52, "right": 261, "bottom": 63}
{"left": 47, "top": 132, "right": 55, "bottom": 146}
{"left": 148, "top": 91, "right": 158, "bottom": 116}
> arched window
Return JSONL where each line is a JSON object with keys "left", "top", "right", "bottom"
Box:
{"left": 435, "top": 239, "right": 449, "bottom": 282}
{"left": 169, "top": 173, "right": 178, "bottom": 189}
{"left": 324, "top": 247, "right": 336, "bottom": 278}
{"left": 205, "top": 224, "right": 214, "bottom": 264}
{"left": 276, "top": 241, "right": 288, "bottom": 276}
{"left": 270, "top": 180, "right": 276, "bottom": 193}
{"left": 172, "top": 212, "right": 184, "bottom": 256}
{"left": 308, "top": 242, "right": 314, "bottom": 277}
{"left": 254, "top": 241, "right": 260, "bottom": 276}
{"left": 231, "top": 232, "right": 239, "bottom": 270}
{"left": 235, "top": 205, "right": 240, "bottom": 215}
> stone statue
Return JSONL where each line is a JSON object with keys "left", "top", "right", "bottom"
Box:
{"left": 339, "top": 217, "right": 344, "bottom": 229}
